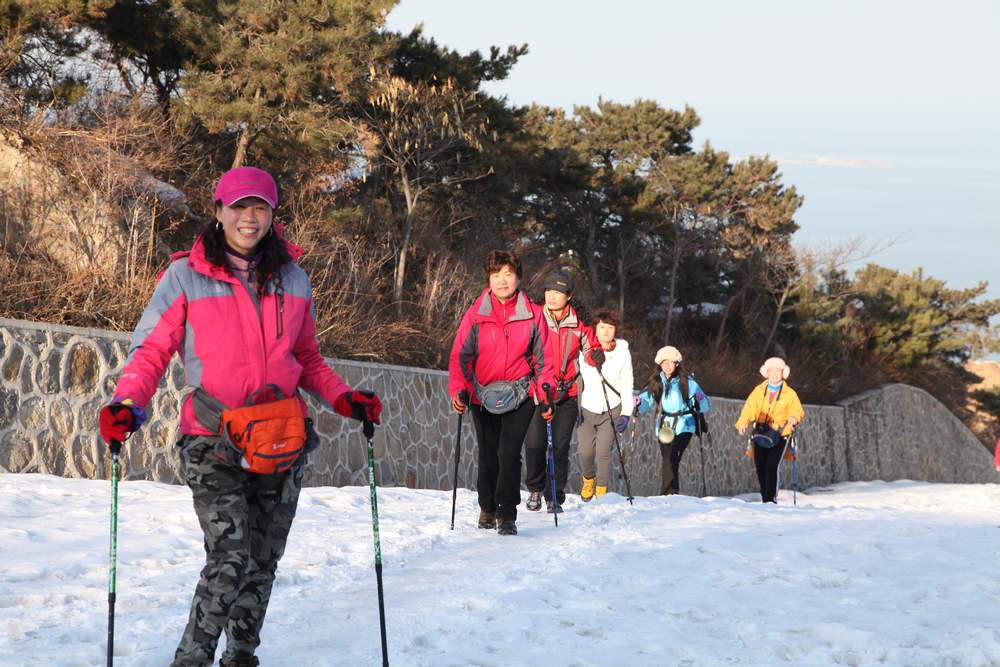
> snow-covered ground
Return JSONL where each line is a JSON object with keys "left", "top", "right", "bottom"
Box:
{"left": 1, "top": 474, "right": 998, "bottom": 667}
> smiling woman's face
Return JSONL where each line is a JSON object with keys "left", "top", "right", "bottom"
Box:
{"left": 215, "top": 196, "right": 273, "bottom": 254}
{"left": 659, "top": 359, "right": 678, "bottom": 375}
{"left": 488, "top": 265, "right": 519, "bottom": 301}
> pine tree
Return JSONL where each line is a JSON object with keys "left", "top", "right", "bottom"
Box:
{"left": 175, "top": 0, "right": 394, "bottom": 172}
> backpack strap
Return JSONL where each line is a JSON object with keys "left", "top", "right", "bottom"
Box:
{"left": 601, "top": 377, "right": 621, "bottom": 398}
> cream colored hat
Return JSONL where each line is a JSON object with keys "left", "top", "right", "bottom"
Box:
{"left": 759, "top": 356, "right": 790, "bottom": 379}
{"left": 654, "top": 346, "right": 683, "bottom": 365}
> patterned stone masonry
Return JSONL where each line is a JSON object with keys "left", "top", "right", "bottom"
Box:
{"left": 1, "top": 318, "right": 997, "bottom": 498}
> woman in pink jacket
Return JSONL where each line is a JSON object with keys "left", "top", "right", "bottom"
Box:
{"left": 449, "top": 250, "right": 555, "bottom": 536}
{"left": 98, "top": 167, "right": 382, "bottom": 667}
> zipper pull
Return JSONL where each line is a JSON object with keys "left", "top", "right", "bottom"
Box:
{"left": 276, "top": 294, "right": 284, "bottom": 339}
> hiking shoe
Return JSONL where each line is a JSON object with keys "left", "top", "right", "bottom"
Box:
{"left": 545, "top": 500, "right": 564, "bottom": 514}
{"left": 478, "top": 510, "right": 497, "bottom": 529}
{"left": 595, "top": 485, "right": 608, "bottom": 498}
{"left": 497, "top": 519, "right": 518, "bottom": 535}
{"left": 580, "top": 476, "right": 596, "bottom": 502}
{"left": 526, "top": 491, "right": 543, "bottom": 512}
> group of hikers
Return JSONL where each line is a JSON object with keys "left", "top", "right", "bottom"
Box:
{"left": 97, "top": 166, "right": 805, "bottom": 666}
{"left": 447, "top": 248, "right": 806, "bottom": 536}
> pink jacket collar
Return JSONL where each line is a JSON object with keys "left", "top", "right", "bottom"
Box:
{"left": 166, "top": 223, "right": 304, "bottom": 283}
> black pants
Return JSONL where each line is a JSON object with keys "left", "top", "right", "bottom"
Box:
{"left": 524, "top": 397, "right": 578, "bottom": 503}
{"left": 754, "top": 437, "right": 788, "bottom": 503}
{"left": 470, "top": 398, "right": 536, "bottom": 521}
{"left": 659, "top": 432, "right": 693, "bottom": 495}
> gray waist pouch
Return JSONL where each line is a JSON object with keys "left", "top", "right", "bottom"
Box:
{"left": 475, "top": 377, "right": 531, "bottom": 415}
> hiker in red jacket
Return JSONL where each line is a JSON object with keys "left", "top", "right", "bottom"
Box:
{"left": 448, "top": 250, "right": 555, "bottom": 535}
{"left": 98, "top": 166, "right": 382, "bottom": 667}
{"left": 523, "top": 270, "right": 597, "bottom": 513}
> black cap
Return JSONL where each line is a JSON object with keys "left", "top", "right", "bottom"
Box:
{"left": 542, "top": 270, "right": 574, "bottom": 295}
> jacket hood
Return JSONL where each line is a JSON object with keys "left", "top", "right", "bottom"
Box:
{"left": 542, "top": 305, "right": 580, "bottom": 330}
{"left": 473, "top": 288, "right": 534, "bottom": 323}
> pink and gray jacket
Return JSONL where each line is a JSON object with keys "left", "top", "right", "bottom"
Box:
{"left": 114, "top": 230, "right": 351, "bottom": 435}
{"left": 448, "top": 288, "right": 555, "bottom": 405}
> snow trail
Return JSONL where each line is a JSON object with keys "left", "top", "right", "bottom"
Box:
{"left": 1, "top": 475, "right": 997, "bottom": 666}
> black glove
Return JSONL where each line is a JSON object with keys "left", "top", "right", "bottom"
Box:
{"left": 590, "top": 348, "right": 606, "bottom": 369}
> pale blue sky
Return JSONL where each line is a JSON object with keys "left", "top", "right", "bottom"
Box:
{"left": 386, "top": 0, "right": 999, "bottom": 307}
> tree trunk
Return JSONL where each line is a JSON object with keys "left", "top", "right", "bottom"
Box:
{"left": 232, "top": 129, "right": 250, "bottom": 169}
{"left": 663, "top": 232, "right": 683, "bottom": 344}
{"left": 394, "top": 169, "right": 418, "bottom": 313}
{"left": 712, "top": 291, "right": 741, "bottom": 356}
{"left": 761, "top": 286, "right": 791, "bottom": 357}
{"left": 585, "top": 206, "right": 602, "bottom": 299}
{"left": 616, "top": 247, "right": 626, "bottom": 318}
{"left": 663, "top": 208, "right": 692, "bottom": 344}
{"left": 424, "top": 254, "right": 443, "bottom": 324}
{"left": 231, "top": 88, "right": 261, "bottom": 169}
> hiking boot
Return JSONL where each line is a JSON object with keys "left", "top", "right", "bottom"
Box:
{"left": 478, "top": 510, "right": 497, "bottom": 529}
{"left": 496, "top": 519, "right": 518, "bottom": 535}
{"left": 545, "top": 500, "right": 564, "bottom": 514}
{"left": 526, "top": 491, "right": 543, "bottom": 512}
{"left": 580, "top": 476, "right": 596, "bottom": 502}
{"left": 595, "top": 485, "right": 608, "bottom": 498}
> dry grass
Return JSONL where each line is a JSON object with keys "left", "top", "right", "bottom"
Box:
{"left": 0, "top": 250, "right": 157, "bottom": 329}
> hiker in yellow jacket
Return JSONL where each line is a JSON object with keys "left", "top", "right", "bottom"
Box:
{"left": 735, "top": 357, "right": 805, "bottom": 503}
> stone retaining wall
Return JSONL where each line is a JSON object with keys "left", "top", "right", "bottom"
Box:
{"left": 1, "top": 318, "right": 996, "bottom": 497}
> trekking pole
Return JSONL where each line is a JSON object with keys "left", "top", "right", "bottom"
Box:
{"left": 363, "top": 420, "right": 389, "bottom": 667}
{"left": 450, "top": 390, "right": 469, "bottom": 530}
{"left": 791, "top": 433, "right": 798, "bottom": 507}
{"left": 542, "top": 383, "right": 559, "bottom": 526}
{"left": 598, "top": 374, "right": 634, "bottom": 505}
{"left": 700, "top": 431, "right": 714, "bottom": 498}
{"left": 106, "top": 439, "right": 121, "bottom": 667}
{"left": 620, "top": 416, "right": 639, "bottom": 480}
{"left": 693, "top": 409, "right": 708, "bottom": 497}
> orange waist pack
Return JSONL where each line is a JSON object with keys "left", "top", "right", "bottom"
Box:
{"left": 195, "top": 385, "right": 307, "bottom": 474}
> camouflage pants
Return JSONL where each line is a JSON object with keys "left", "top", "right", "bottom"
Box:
{"left": 171, "top": 436, "right": 304, "bottom": 667}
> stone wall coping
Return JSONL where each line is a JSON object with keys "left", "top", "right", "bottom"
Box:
{"left": 0, "top": 317, "right": 133, "bottom": 342}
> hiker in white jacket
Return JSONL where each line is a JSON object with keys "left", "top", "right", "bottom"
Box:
{"left": 576, "top": 307, "right": 634, "bottom": 500}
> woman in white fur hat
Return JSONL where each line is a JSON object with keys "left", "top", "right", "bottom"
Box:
{"left": 735, "top": 357, "right": 805, "bottom": 503}
{"left": 635, "top": 345, "right": 711, "bottom": 495}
